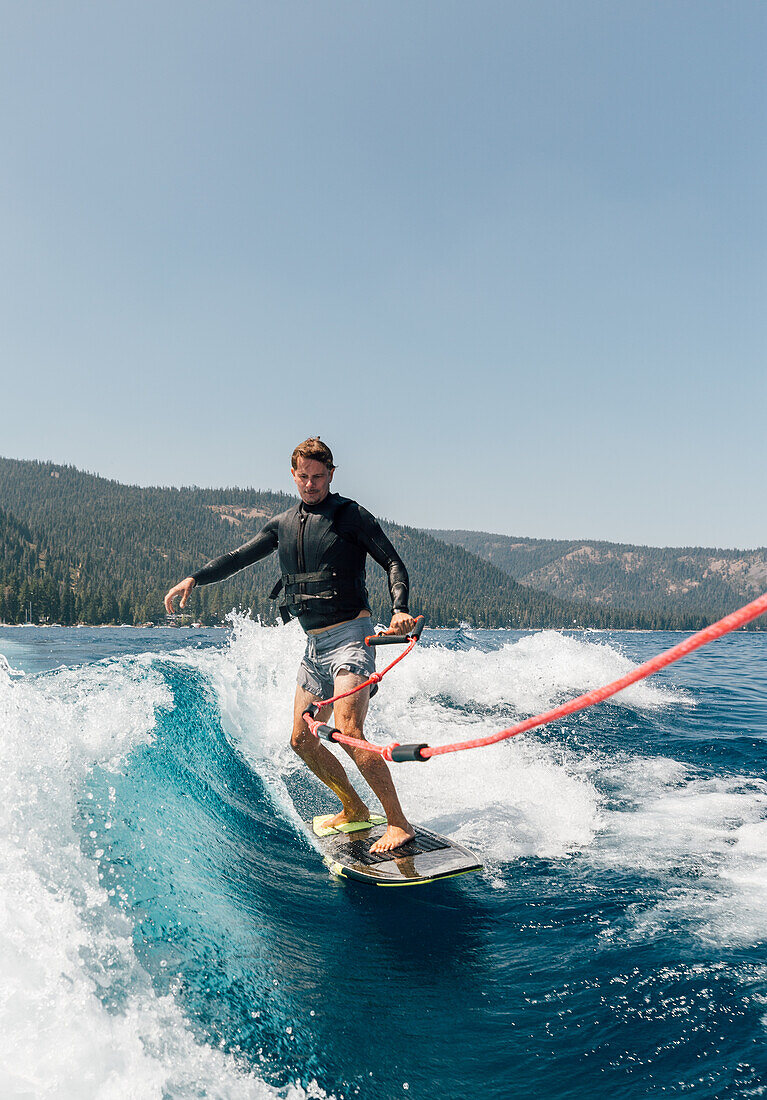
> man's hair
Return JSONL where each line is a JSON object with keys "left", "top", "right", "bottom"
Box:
{"left": 291, "top": 437, "right": 335, "bottom": 470}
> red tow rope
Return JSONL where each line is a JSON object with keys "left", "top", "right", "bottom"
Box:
{"left": 303, "top": 593, "right": 767, "bottom": 763}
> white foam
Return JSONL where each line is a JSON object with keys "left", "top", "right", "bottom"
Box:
{"left": 590, "top": 752, "right": 767, "bottom": 945}
{"left": 709, "top": 819, "right": 767, "bottom": 944}
{"left": 0, "top": 656, "right": 325, "bottom": 1100}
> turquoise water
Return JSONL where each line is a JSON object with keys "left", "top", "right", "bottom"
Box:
{"left": 1, "top": 621, "right": 766, "bottom": 1098}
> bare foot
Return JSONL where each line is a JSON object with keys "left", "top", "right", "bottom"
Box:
{"left": 326, "top": 804, "right": 370, "bottom": 829}
{"left": 370, "top": 824, "right": 415, "bottom": 854}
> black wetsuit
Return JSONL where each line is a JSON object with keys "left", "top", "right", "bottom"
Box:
{"left": 191, "top": 493, "right": 409, "bottom": 632}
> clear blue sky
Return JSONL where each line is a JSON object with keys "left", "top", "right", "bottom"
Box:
{"left": 1, "top": 2, "right": 765, "bottom": 548}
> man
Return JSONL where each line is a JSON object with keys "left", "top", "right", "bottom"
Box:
{"left": 164, "top": 437, "right": 416, "bottom": 854}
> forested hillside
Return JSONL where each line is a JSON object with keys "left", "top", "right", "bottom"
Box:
{"left": 0, "top": 457, "right": 614, "bottom": 628}
{"left": 432, "top": 529, "right": 767, "bottom": 629}
{"left": 4, "top": 457, "right": 760, "bottom": 629}
{"left": 0, "top": 505, "right": 81, "bottom": 624}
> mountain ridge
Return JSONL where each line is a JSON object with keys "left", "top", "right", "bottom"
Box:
{"left": 430, "top": 528, "right": 767, "bottom": 626}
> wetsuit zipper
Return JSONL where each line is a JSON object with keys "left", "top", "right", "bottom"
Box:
{"left": 298, "top": 508, "right": 307, "bottom": 576}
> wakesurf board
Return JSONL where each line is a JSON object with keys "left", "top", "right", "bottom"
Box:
{"left": 311, "top": 814, "right": 482, "bottom": 887}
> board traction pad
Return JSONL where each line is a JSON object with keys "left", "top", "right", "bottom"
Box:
{"left": 344, "top": 827, "right": 452, "bottom": 866}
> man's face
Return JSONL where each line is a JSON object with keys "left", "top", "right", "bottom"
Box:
{"left": 291, "top": 456, "right": 334, "bottom": 505}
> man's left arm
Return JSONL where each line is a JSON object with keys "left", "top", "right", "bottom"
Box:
{"left": 352, "top": 506, "right": 416, "bottom": 636}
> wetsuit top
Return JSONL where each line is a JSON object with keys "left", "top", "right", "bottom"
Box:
{"left": 190, "top": 493, "right": 409, "bottom": 632}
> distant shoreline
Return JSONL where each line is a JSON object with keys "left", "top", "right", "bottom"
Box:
{"left": 1, "top": 623, "right": 763, "bottom": 635}
{"left": 0, "top": 622, "right": 229, "bottom": 630}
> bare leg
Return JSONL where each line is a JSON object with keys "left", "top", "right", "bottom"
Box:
{"left": 290, "top": 685, "right": 370, "bottom": 823}
{"left": 332, "top": 672, "right": 415, "bottom": 854}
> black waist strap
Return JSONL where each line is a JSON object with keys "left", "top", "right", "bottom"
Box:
{"left": 283, "top": 570, "right": 338, "bottom": 587}
{"left": 268, "top": 569, "right": 343, "bottom": 601}
{"left": 269, "top": 569, "right": 367, "bottom": 623}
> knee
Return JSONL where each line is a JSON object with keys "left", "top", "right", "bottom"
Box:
{"left": 291, "top": 726, "right": 312, "bottom": 754}
{"left": 339, "top": 728, "right": 366, "bottom": 756}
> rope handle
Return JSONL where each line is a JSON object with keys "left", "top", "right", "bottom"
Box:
{"left": 365, "top": 616, "right": 426, "bottom": 646}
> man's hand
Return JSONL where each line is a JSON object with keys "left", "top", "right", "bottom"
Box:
{"left": 383, "top": 611, "right": 417, "bottom": 636}
{"left": 164, "top": 577, "right": 196, "bottom": 615}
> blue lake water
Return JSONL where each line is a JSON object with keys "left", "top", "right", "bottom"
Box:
{"left": 1, "top": 621, "right": 766, "bottom": 1098}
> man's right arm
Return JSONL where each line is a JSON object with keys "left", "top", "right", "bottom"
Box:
{"left": 164, "top": 521, "right": 278, "bottom": 615}
{"left": 190, "top": 522, "right": 279, "bottom": 586}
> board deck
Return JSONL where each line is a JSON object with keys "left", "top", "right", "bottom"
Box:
{"left": 311, "top": 816, "right": 482, "bottom": 887}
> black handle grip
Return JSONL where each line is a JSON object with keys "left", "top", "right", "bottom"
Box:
{"left": 389, "top": 742, "right": 430, "bottom": 762}
{"left": 366, "top": 633, "right": 411, "bottom": 646}
{"left": 366, "top": 615, "right": 426, "bottom": 646}
{"left": 315, "top": 723, "right": 340, "bottom": 743}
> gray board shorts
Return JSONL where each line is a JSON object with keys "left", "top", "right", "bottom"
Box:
{"left": 298, "top": 616, "right": 377, "bottom": 700}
